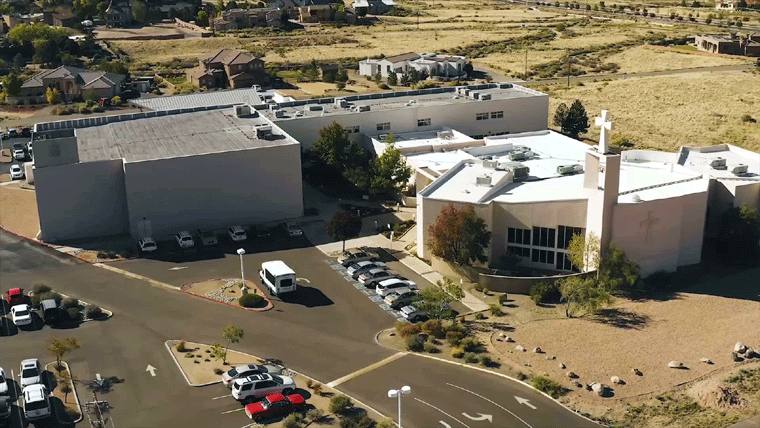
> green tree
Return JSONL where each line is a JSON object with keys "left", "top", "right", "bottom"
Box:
{"left": 99, "top": 60, "right": 129, "bottom": 75}
{"left": 221, "top": 325, "right": 244, "bottom": 363}
{"left": 96, "top": 0, "right": 108, "bottom": 17}
{"left": 415, "top": 278, "right": 464, "bottom": 319}
{"left": 326, "top": 211, "right": 362, "bottom": 251}
{"left": 598, "top": 244, "right": 639, "bottom": 291}
{"left": 210, "top": 343, "right": 227, "bottom": 363}
{"left": 196, "top": 10, "right": 209, "bottom": 26}
{"left": 387, "top": 72, "right": 397, "bottom": 86}
{"left": 370, "top": 137, "right": 413, "bottom": 195}
{"left": 2, "top": 73, "right": 24, "bottom": 97}
{"left": 46, "top": 337, "right": 81, "bottom": 370}
{"left": 309, "top": 122, "right": 364, "bottom": 169}
{"left": 8, "top": 23, "right": 68, "bottom": 45}
{"left": 132, "top": 0, "right": 148, "bottom": 22}
{"left": 566, "top": 231, "right": 600, "bottom": 273}
{"left": 215, "top": 0, "right": 225, "bottom": 13}
{"left": 428, "top": 203, "right": 492, "bottom": 265}
{"left": 408, "top": 68, "right": 419, "bottom": 84}
{"left": 33, "top": 39, "right": 59, "bottom": 66}
{"left": 12, "top": 53, "right": 25, "bottom": 70}
{"left": 557, "top": 276, "right": 612, "bottom": 318}
{"left": 400, "top": 72, "right": 409, "bottom": 86}
{"left": 553, "top": 99, "right": 589, "bottom": 139}
{"left": 336, "top": 69, "right": 349, "bottom": 83}
{"left": 716, "top": 204, "right": 760, "bottom": 265}
{"left": 374, "top": 71, "right": 382, "bottom": 83}
{"left": 46, "top": 87, "right": 61, "bottom": 105}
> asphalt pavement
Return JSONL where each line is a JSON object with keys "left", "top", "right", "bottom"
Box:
{"left": 0, "top": 230, "right": 600, "bottom": 428}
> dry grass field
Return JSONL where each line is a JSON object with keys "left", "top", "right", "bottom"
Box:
{"left": 605, "top": 45, "right": 748, "bottom": 73}
{"left": 538, "top": 70, "right": 760, "bottom": 153}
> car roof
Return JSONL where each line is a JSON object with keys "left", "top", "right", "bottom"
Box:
{"left": 344, "top": 248, "right": 364, "bottom": 255}
{"left": 176, "top": 231, "right": 191, "bottom": 237}
{"left": 378, "top": 278, "right": 407, "bottom": 286}
{"left": 24, "top": 384, "right": 46, "bottom": 399}
{"left": 265, "top": 393, "right": 285, "bottom": 402}
{"left": 12, "top": 304, "right": 29, "bottom": 310}
{"left": 400, "top": 305, "right": 417, "bottom": 314}
{"left": 239, "top": 373, "right": 271, "bottom": 383}
{"left": 21, "top": 359, "right": 38, "bottom": 366}
{"left": 368, "top": 268, "right": 389, "bottom": 274}
{"left": 140, "top": 237, "right": 155, "bottom": 242}
{"left": 388, "top": 288, "right": 417, "bottom": 297}
{"left": 8, "top": 288, "right": 22, "bottom": 295}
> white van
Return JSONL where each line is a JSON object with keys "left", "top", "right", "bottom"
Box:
{"left": 259, "top": 261, "right": 297, "bottom": 296}
{"left": 23, "top": 384, "right": 51, "bottom": 421}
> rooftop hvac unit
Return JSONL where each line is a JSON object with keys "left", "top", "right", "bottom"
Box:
{"left": 234, "top": 105, "right": 252, "bottom": 117}
{"left": 499, "top": 83, "right": 513, "bottom": 89}
{"left": 478, "top": 93, "right": 492, "bottom": 101}
{"left": 557, "top": 164, "right": 583, "bottom": 175}
{"left": 710, "top": 157, "right": 727, "bottom": 170}
{"left": 509, "top": 163, "right": 530, "bottom": 178}
{"left": 509, "top": 151, "right": 529, "bottom": 161}
{"left": 437, "top": 130, "right": 454, "bottom": 140}
{"left": 470, "top": 91, "right": 480, "bottom": 99}
{"left": 379, "top": 134, "right": 389, "bottom": 141}
{"left": 274, "top": 109, "right": 285, "bottom": 118}
{"left": 256, "top": 125, "right": 273, "bottom": 139}
{"left": 483, "top": 160, "right": 499, "bottom": 169}
{"left": 335, "top": 98, "right": 347, "bottom": 108}
{"left": 476, "top": 175, "right": 492, "bottom": 186}
{"left": 354, "top": 105, "right": 370, "bottom": 112}
{"left": 731, "top": 164, "right": 749, "bottom": 175}
{"left": 308, "top": 105, "right": 323, "bottom": 111}
{"left": 268, "top": 104, "right": 280, "bottom": 111}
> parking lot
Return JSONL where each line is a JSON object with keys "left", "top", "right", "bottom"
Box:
{"left": 1, "top": 135, "right": 33, "bottom": 180}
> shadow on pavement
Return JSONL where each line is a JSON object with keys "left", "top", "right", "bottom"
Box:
{"left": 48, "top": 397, "right": 76, "bottom": 427}
{"left": 0, "top": 317, "right": 18, "bottom": 336}
{"left": 277, "top": 286, "right": 333, "bottom": 308}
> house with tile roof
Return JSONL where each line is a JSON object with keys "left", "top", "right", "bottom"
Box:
{"left": 15, "top": 65, "right": 127, "bottom": 104}
{"left": 359, "top": 52, "right": 468, "bottom": 79}
{"left": 188, "top": 49, "right": 266, "bottom": 89}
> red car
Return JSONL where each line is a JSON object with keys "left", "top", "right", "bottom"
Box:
{"left": 6, "top": 288, "right": 26, "bottom": 306}
{"left": 244, "top": 393, "right": 305, "bottom": 422}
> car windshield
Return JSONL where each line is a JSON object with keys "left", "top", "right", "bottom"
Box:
{"left": 22, "top": 368, "right": 38, "bottom": 378}
{"left": 261, "top": 397, "right": 271, "bottom": 408}
{"left": 201, "top": 231, "right": 213, "bottom": 237}
{"left": 271, "top": 375, "right": 283, "bottom": 384}
{"left": 25, "top": 400, "right": 48, "bottom": 411}
{"left": 235, "top": 231, "right": 245, "bottom": 236}
{"left": 145, "top": 242, "right": 156, "bottom": 248}
{"left": 15, "top": 310, "right": 29, "bottom": 317}
{"left": 182, "top": 237, "right": 192, "bottom": 242}
{"left": 228, "top": 368, "right": 238, "bottom": 377}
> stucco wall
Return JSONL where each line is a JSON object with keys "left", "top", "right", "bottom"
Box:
{"left": 273, "top": 94, "right": 549, "bottom": 150}
{"left": 36, "top": 159, "right": 129, "bottom": 242}
{"left": 417, "top": 198, "right": 492, "bottom": 259}
{"left": 123, "top": 144, "right": 303, "bottom": 238}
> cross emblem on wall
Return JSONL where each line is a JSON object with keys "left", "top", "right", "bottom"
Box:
{"left": 639, "top": 211, "right": 660, "bottom": 244}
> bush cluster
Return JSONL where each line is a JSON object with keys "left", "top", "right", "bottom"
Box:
{"left": 31, "top": 291, "right": 62, "bottom": 308}
{"left": 446, "top": 330, "right": 465, "bottom": 346}
{"left": 451, "top": 349, "right": 465, "bottom": 358}
{"left": 463, "top": 352, "right": 479, "bottom": 363}
{"left": 405, "top": 334, "right": 425, "bottom": 352}
{"left": 84, "top": 305, "right": 103, "bottom": 319}
{"left": 423, "top": 342, "right": 440, "bottom": 353}
{"left": 459, "top": 336, "right": 483, "bottom": 353}
{"left": 421, "top": 319, "right": 445, "bottom": 338}
{"left": 396, "top": 322, "right": 421, "bottom": 338}
{"left": 530, "top": 282, "right": 560, "bottom": 304}
{"left": 239, "top": 293, "right": 265, "bottom": 308}
{"left": 328, "top": 395, "right": 354, "bottom": 415}
{"left": 33, "top": 284, "right": 51, "bottom": 294}
{"left": 61, "top": 298, "right": 80, "bottom": 309}
{"left": 175, "top": 340, "right": 187, "bottom": 352}
{"left": 498, "top": 293, "right": 509, "bottom": 305}
{"left": 531, "top": 375, "right": 567, "bottom": 398}
{"left": 489, "top": 304, "right": 504, "bottom": 317}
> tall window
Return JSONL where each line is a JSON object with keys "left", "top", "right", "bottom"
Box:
{"left": 531, "top": 227, "right": 556, "bottom": 248}
{"left": 491, "top": 111, "right": 504, "bottom": 119}
{"left": 557, "top": 225, "right": 584, "bottom": 249}
{"left": 346, "top": 126, "right": 360, "bottom": 134}
{"left": 507, "top": 227, "right": 531, "bottom": 245}
{"left": 376, "top": 122, "right": 391, "bottom": 131}
{"left": 476, "top": 112, "right": 489, "bottom": 121}
{"left": 417, "top": 118, "right": 431, "bottom": 127}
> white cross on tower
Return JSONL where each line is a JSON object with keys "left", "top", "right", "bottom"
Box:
{"left": 595, "top": 110, "right": 615, "bottom": 154}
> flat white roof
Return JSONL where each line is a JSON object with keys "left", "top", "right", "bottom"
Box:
{"left": 678, "top": 144, "right": 760, "bottom": 180}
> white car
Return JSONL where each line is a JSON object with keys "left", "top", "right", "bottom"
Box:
{"left": 358, "top": 268, "right": 400, "bottom": 287}
{"left": 174, "top": 231, "right": 195, "bottom": 249}
{"left": 347, "top": 261, "right": 387, "bottom": 279}
{"left": 13, "top": 149, "right": 25, "bottom": 161}
{"left": 22, "top": 384, "right": 51, "bottom": 421}
{"left": 10, "top": 164, "right": 24, "bottom": 180}
{"left": 231, "top": 374, "right": 295, "bottom": 403}
{"left": 27, "top": 141, "right": 32, "bottom": 152}
{"left": 221, "top": 364, "right": 283, "bottom": 387}
{"left": 384, "top": 288, "right": 420, "bottom": 310}
{"left": 0, "top": 368, "right": 8, "bottom": 395}
{"left": 285, "top": 222, "right": 302, "bottom": 237}
{"left": 137, "top": 237, "right": 158, "bottom": 253}
{"left": 227, "top": 226, "right": 247, "bottom": 242}
{"left": 376, "top": 278, "right": 417, "bottom": 297}
{"left": 11, "top": 304, "right": 33, "bottom": 326}
{"left": 20, "top": 359, "right": 41, "bottom": 388}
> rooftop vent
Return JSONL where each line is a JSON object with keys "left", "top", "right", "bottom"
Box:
{"left": 509, "top": 151, "right": 532, "bottom": 161}
{"left": 501, "top": 162, "right": 530, "bottom": 178}
{"left": 256, "top": 125, "right": 273, "bottom": 140}
{"left": 274, "top": 109, "right": 285, "bottom": 118}
{"left": 478, "top": 93, "right": 492, "bottom": 101}
{"left": 334, "top": 98, "right": 347, "bottom": 108}
{"left": 437, "top": 130, "right": 454, "bottom": 140}
{"left": 710, "top": 157, "right": 727, "bottom": 170}
{"left": 470, "top": 91, "right": 480, "bottom": 99}
{"left": 732, "top": 164, "right": 749, "bottom": 175}
{"left": 354, "top": 105, "right": 370, "bottom": 112}
{"left": 476, "top": 175, "right": 492, "bottom": 186}
{"left": 483, "top": 160, "right": 499, "bottom": 169}
{"left": 308, "top": 105, "right": 323, "bottom": 112}
{"left": 234, "top": 105, "right": 252, "bottom": 117}
{"left": 556, "top": 164, "right": 583, "bottom": 175}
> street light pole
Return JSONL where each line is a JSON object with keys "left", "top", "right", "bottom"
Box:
{"left": 237, "top": 248, "right": 247, "bottom": 293}
{"left": 388, "top": 385, "right": 411, "bottom": 428}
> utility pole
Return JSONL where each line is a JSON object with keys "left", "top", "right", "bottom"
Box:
{"left": 524, "top": 48, "right": 528, "bottom": 79}
{"left": 566, "top": 49, "right": 570, "bottom": 88}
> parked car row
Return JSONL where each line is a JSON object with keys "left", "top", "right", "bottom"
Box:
{"left": 4, "top": 288, "right": 74, "bottom": 327}
{"left": 0, "top": 359, "right": 52, "bottom": 423}
{"left": 1, "top": 127, "right": 31, "bottom": 140}
{"left": 137, "top": 222, "right": 305, "bottom": 255}
{"left": 220, "top": 363, "right": 307, "bottom": 422}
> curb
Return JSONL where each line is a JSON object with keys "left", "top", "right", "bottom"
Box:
{"left": 0, "top": 224, "right": 91, "bottom": 264}
{"left": 29, "top": 290, "right": 114, "bottom": 323}
{"left": 375, "top": 328, "right": 606, "bottom": 427}
{"left": 164, "top": 340, "right": 221, "bottom": 387}
{"left": 179, "top": 279, "right": 273, "bottom": 312}
{"left": 44, "top": 360, "right": 83, "bottom": 424}
{"left": 93, "top": 263, "right": 177, "bottom": 291}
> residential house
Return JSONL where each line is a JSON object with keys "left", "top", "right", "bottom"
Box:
{"left": 3, "top": 13, "right": 45, "bottom": 29}
{"left": 188, "top": 49, "right": 266, "bottom": 89}
{"left": 352, "top": 0, "right": 395, "bottom": 15}
{"left": 212, "top": 8, "right": 283, "bottom": 32}
{"left": 104, "top": 1, "right": 132, "bottom": 27}
{"left": 43, "top": 8, "right": 78, "bottom": 27}
{"left": 269, "top": 0, "right": 332, "bottom": 13}
{"left": 695, "top": 33, "right": 760, "bottom": 56}
{"left": 15, "top": 65, "right": 126, "bottom": 104}
{"left": 298, "top": 4, "right": 332, "bottom": 23}
{"left": 715, "top": 0, "right": 738, "bottom": 9}
{"left": 359, "top": 52, "right": 468, "bottom": 79}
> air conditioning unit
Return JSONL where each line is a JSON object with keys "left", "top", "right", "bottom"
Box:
{"left": 470, "top": 91, "right": 480, "bottom": 99}
{"left": 483, "top": 160, "right": 499, "bottom": 169}
{"left": 508, "top": 163, "right": 530, "bottom": 178}
{"left": 731, "top": 164, "right": 748, "bottom": 175}
{"left": 437, "top": 130, "right": 454, "bottom": 140}
{"left": 355, "top": 105, "right": 370, "bottom": 112}
{"left": 379, "top": 134, "right": 389, "bottom": 141}
{"left": 476, "top": 175, "right": 492, "bottom": 186}
{"left": 274, "top": 109, "right": 285, "bottom": 118}
{"left": 334, "top": 98, "right": 347, "bottom": 108}
{"left": 478, "top": 93, "right": 492, "bottom": 101}
{"left": 509, "top": 151, "right": 529, "bottom": 161}
{"left": 557, "top": 164, "right": 583, "bottom": 175}
{"left": 710, "top": 157, "right": 727, "bottom": 170}
{"left": 256, "top": 125, "right": 273, "bottom": 139}
{"left": 234, "top": 105, "right": 251, "bottom": 117}
{"left": 308, "top": 105, "right": 323, "bottom": 111}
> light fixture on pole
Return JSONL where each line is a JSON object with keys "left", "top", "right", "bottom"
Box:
{"left": 387, "top": 385, "right": 411, "bottom": 428}
{"left": 236, "top": 248, "right": 248, "bottom": 294}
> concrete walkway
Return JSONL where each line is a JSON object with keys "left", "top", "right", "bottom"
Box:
{"left": 729, "top": 416, "right": 760, "bottom": 428}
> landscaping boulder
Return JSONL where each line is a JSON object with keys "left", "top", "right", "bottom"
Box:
{"left": 611, "top": 376, "right": 622, "bottom": 384}
{"left": 700, "top": 357, "right": 713, "bottom": 364}
{"left": 559, "top": 363, "right": 566, "bottom": 369}
{"left": 744, "top": 348, "right": 759, "bottom": 359}
{"left": 632, "top": 368, "right": 643, "bottom": 376}
{"left": 546, "top": 355, "right": 556, "bottom": 360}
{"left": 573, "top": 381, "right": 583, "bottom": 388}
{"left": 533, "top": 347, "right": 543, "bottom": 354}
{"left": 566, "top": 371, "right": 577, "bottom": 379}
{"left": 591, "top": 382, "right": 608, "bottom": 396}
{"left": 668, "top": 361, "right": 684, "bottom": 369}
{"left": 516, "top": 345, "right": 526, "bottom": 352}
{"left": 735, "top": 342, "right": 747, "bottom": 353}
{"left": 504, "top": 336, "right": 514, "bottom": 343}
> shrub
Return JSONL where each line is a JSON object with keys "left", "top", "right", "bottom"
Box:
{"left": 530, "top": 282, "right": 560, "bottom": 304}
{"left": 460, "top": 336, "right": 483, "bottom": 353}
{"left": 398, "top": 323, "right": 421, "bottom": 338}
{"left": 378, "top": 83, "right": 390, "bottom": 89}
{"left": 464, "top": 352, "right": 479, "bottom": 363}
{"left": 213, "top": 368, "right": 224, "bottom": 375}
{"left": 67, "top": 307, "right": 83, "bottom": 322}
{"left": 474, "top": 283, "right": 483, "bottom": 292}
{"left": 85, "top": 305, "right": 104, "bottom": 319}
{"left": 421, "top": 319, "right": 445, "bottom": 338}
{"left": 111, "top": 96, "right": 123, "bottom": 106}
{"left": 424, "top": 342, "right": 440, "bottom": 353}
{"left": 329, "top": 395, "right": 354, "bottom": 415}
{"left": 61, "top": 297, "right": 80, "bottom": 309}
{"left": 480, "top": 354, "right": 493, "bottom": 366}
{"left": 531, "top": 375, "right": 567, "bottom": 398}
{"left": 339, "top": 413, "right": 374, "bottom": 428}
{"left": 184, "top": 353, "right": 194, "bottom": 358}
{"left": 517, "top": 372, "right": 529, "bottom": 381}
{"left": 33, "top": 284, "right": 52, "bottom": 294}
{"left": 306, "top": 408, "right": 324, "bottom": 423}
{"left": 239, "top": 293, "right": 265, "bottom": 308}
{"left": 305, "top": 379, "right": 314, "bottom": 389}
{"left": 489, "top": 304, "right": 504, "bottom": 317}
{"left": 32, "top": 291, "right": 62, "bottom": 307}
{"left": 499, "top": 293, "right": 509, "bottom": 305}
{"left": 97, "top": 251, "right": 109, "bottom": 259}
{"left": 482, "top": 286, "right": 490, "bottom": 295}
{"left": 377, "top": 419, "right": 396, "bottom": 428}
{"left": 741, "top": 114, "right": 756, "bottom": 123}
{"left": 312, "top": 382, "right": 323, "bottom": 396}
{"left": 452, "top": 349, "right": 465, "bottom": 358}
{"left": 446, "top": 331, "right": 465, "bottom": 346}
{"left": 78, "top": 105, "right": 89, "bottom": 114}
{"left": 91, "top": 105, "right": 104, "bottom": 113}
{"left": 283, "top": 413, "right": 304, "bottom": 428}
{"left": 475, "top": 312, "right": 486, "bottom": 320}
{"left": 405, "top": 334, "right": 425, "bottom": 352}
{"left": 85, "top": 99, "right": 95, "bottom": 107}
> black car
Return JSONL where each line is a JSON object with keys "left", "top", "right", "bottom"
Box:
{"left": 41, "top": 299, "right": 69, "bottom": 325}
{"left": 120, "top": 89, "right": 140, "bottom": 100}
{"left": 7, "top": 129, "right": 19, "bottom": 138}
{"left": 20, "top": 127, "right": 31, "bottom": 138}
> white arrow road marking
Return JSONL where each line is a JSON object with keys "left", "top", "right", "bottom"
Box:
{"left": 439, "top": 422, "right": 452, "bottom": 428}
{"left": 413, "top": 398, "right": 470, "bottom": 428}
{"left": 297, "top": 277, "right": 310, "bottom": 283}
{"left": 146, "top": 365, "right": 157, "bottom": 377}
{"left": 515, "top": 396, "right": 537, "bottom": 410}
{"left": 222, "top": 408, "right": 245, "bottom": 414}
{"left": 462, "top": 413, "right": 493, "bottom": 422}
{"left": 169, "top": 267, "right": 188, "bottom": 271}
{"left": 447, "top": 383, "right": 533, "bottom": 428}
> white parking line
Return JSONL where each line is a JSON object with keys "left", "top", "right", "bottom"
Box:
{"left": 12, "top": 370, "right": 23, "bottom": 421}
{"left": 413, "top": 397, "right": 471, "bottom": 428}
{"left": 221, "top": 407, "right": 245, "bottom": 415}
{"left": 446, "top": 383, "right": 533, "bottom": 428}
{"left": 212, "top": 394, "right": 231, "bottom": 400}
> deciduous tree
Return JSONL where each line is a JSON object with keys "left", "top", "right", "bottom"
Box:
{"left": 428, "top": 204, "right": 492, "bottom": 265}
{"left": 46, "top": 337, "right": 81, "bottom": 370}
{"left": 557, "top": 275, "right": 612, "bottom": 318}
{"left": 309, "top": 122, "right": 364, "bottom": 169}
{"left": 326, "top": 211, "right": 362, "bottom": 251}
{"left": 370, "top": 136, "right": 413, "bottom": 195}
{"left": 2, "top": 73, "right": 24, "bottom": 97}
{"left": 210, "top": 343, "right": 227, "bottom": 363}
{"left": 46, "top": 87, "right": 60, "bottom": 105}
{"left": 415, "top": 278, "right": 464, "bottom": 319}
{"left": 221, "top": 325, "right": 244, "bottom": 363}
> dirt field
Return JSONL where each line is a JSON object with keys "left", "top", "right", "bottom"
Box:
{"left": 0, "top": 182, "right": 40, "bottom": 238}
{"left": 539, "top": 70, "right": 760, "bottom": 152}
{"left": 94, "top": 23, "right": 199, "bottom": 40}
{"left": 605, "top": 45, "right": 748, "bottom": 74}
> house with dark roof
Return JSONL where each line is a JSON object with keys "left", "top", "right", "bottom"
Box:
{"left": 15, "top": 65, "right": 127, "bottom": 104}
{"left": 105, "top": 1, "right": 132, "bottom": 27}
{"left": 188, "top": 49, "right": 266, "bottom": 89}
{"left": 43, "top": 7, "right": 78, "bottom": 27}
{"left": 352, "top": 0, "right": 395, "bottom": 15}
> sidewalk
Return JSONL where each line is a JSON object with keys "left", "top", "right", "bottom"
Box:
{"left": 730, "top": 416, "right": 760, "bottom": 428}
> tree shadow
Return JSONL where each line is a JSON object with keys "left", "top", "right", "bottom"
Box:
{"left": 48, "top": 396, "right": 76, "bottom": 427}
{"left": 86, "top": 376, "right": 124, "bottom": 394}
{"left": 590, "top": 308, "right": 651, "bottom": 330}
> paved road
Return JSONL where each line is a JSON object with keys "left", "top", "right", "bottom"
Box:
{"left": 0, "top": 230, "right": 600, "bottom": 428}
